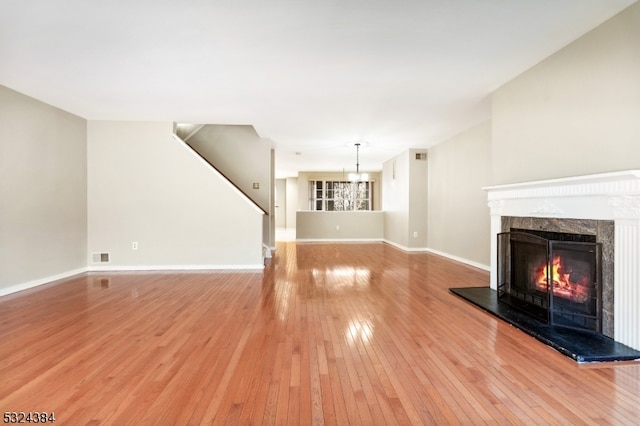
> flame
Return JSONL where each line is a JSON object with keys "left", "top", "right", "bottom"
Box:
{"left": 535, "top": 255, "right": 590, "bottom": 303}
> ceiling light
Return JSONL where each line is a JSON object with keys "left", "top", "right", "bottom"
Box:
{"left": 348, "top": 142, "right": 369, "bottom": 182}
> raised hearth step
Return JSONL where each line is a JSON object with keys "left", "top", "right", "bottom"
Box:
{"left": 450, "top": 286, "right": 640, "bottom": 363}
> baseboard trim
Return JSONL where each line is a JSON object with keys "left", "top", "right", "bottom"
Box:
{"left": 296, "top": 238, "right": 383, "bottom": 243}
{"left": 87, "top": 264, "right": 265, "bottom": 272}
{"left": 424, "top": 248, "right": 490, "bottom": 271}
{"left": 0, "top": 267, "right": 88, "bottom": 298}
{"left": 0, "top": 263, "right": 267, "bottom": 298}
{"left": 381, "top": 239, "right": 428, "bottom": 252}
{"left": 381, "top": 240, "right": 490, "bottom": 271}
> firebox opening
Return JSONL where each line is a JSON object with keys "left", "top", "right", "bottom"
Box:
{"left": 497, "top": 229, "right": 602, "bottom": 333}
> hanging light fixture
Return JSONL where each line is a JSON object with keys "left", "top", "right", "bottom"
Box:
{"left": 348, "top": 142, "right": 369, "bottom": 182}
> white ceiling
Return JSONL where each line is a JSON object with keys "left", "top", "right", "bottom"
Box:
{"left": 2, "top": 0, "right": 636, "bottom": 178}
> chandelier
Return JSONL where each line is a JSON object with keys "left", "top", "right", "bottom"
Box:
{"left": 348, "top": 142, "right": 369, "bottom": 182}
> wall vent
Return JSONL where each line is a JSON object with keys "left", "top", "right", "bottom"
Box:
{"left": 91, "top": 252, "right": 110, "bottom": 263}
{"left": 415, "top": 152, "right": 427, "bottom": 160}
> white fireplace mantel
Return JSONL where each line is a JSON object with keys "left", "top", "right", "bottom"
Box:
{"left": 484, "top": 170, "right": 640, "bottom": 351}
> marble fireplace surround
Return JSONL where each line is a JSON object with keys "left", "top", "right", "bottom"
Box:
{"left": 485, "top": 170, "right": 640, "bottom": 351}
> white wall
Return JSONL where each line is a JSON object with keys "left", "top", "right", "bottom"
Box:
{"left": 0, "top": 86, "right": 87, "bottom": 293}
{"left": 87, "top": 121, "right": 264, "bottom": 269}
{"left": 427, "top": 121, "right": 492, "bottom": 267}
{"left": 492, "top": 2, "right": 640, "bottom": 185}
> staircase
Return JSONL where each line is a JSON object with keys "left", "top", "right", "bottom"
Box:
{"left": 173, "top": 123, "right": 275, "bottom": 256}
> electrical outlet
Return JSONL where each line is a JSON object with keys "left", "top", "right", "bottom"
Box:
{"left": 132, "top": 241, "right": 138, "bottom": 250}
{"left": 413, "top": 232, "right": 418, "bottom": 238}
{"left": 336, "top": 225, "right": 340, "bottom": 231}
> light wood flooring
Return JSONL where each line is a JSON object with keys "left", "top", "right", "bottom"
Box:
{"left": 1, "top": 242, "right": 639, "bottom": 424}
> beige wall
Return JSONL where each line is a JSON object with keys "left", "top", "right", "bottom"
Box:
{"left": 182, "top": 125, "right": 275, "bottom": 248}
{"left": 0, "top": 85, "right": 87, "bottom": 292}
{"left": 427, "top": 121, "right": 492, "bottom": 267}
{"left": 87, "top": 121, "right": 264, "bottom": 268}
{"left": 408, "top": 149, "right": 428, "bottom": 249}
{"left": 492, "top": 2, "right": 640, "bottom": 185}
{"left": 437, "top": 3, "right": 640, "bottom": 268}
{"left": 266, "top": 147, "right": 275, "bottom": 248}
{"left": 382, "top": 151, "right": 410, "bottom": 248}
{"left": 286, "top": 177, "right": 298, "bottom": 229}
{"left": 381, "top": 150, "right": 428, "bottom": 250}
{"left": 185, "top": 124, "right": 272, "bottom": 211}
{"left": 294, "top": 170, "right": 384, "bottom": 241}
{"left": 4, "top": 1, "right": 638, "bottom": 287}
{"left": 275, "top": 179, "right": 286, "bottom": 228}
{"left": 274, "top": 176, "right": 299, "bottom": 229}
{"left": 296, "top": 211, "right": 383, "bottom": 240}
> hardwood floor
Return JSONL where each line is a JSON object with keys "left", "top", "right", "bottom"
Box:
{"left": 1, "top": 242, "right": 639, "bottom": 425}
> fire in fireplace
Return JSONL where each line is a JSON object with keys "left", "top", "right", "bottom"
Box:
{"left": 534, "top": 254, "right": 590, "bottom": 303}
{"left": 497, "top": 229, "right": 602, "bottom": 333}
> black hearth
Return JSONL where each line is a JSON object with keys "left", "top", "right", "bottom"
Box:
{"left": 497, "top": 229, "right": 602, "bottom": 333}
{"left": 449, "top": 222, "right": 640, "bottom": 362}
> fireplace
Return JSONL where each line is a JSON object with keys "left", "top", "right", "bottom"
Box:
{"left": 484, "top": 170, "right": 640, "bottom": 352}
{"left": 497, "top": 229, "right": 602, "bottom": 333}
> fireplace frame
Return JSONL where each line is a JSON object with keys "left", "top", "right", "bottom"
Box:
{"left": 484, "top": 170, "right": 640, "bottom": 351}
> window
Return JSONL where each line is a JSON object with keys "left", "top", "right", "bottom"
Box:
{"left": 308, "top": 180, "right": 372, "bottom": 211}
